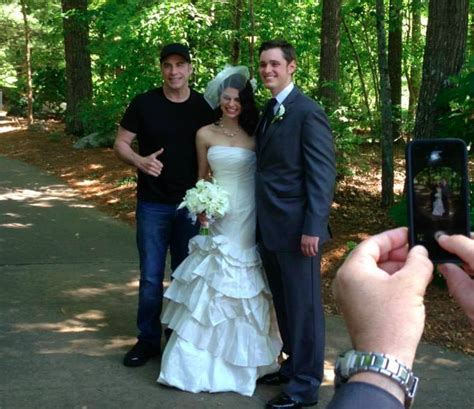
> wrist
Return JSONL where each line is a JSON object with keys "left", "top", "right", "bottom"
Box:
{"left": 354, "top": 344, "right": 415, "bottom": 370}
{"left": 353, "top": 334, "right": 417, "bottom": 369}
{"left": 334, "top": 349, "right": 418, "bottom": 409}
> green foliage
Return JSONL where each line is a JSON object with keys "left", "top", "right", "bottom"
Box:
{"left": 0, "top": 0, "right": 465, "bottom": 161}
{"left": 79, "top": 96, "right": 124, "bottom": 139}
{"left": 388, "top": 195, "right": 407, "bottom": 226}
{"left": 0, "top": 0, "right": 64, "bottom": 116}
{"left": 435, "top": 61, "right": 474, "bottom": 145}
{"left": 339, "top": 1, "right": 379, "bottom": 118}
{"left": 0, "top": 3, "right": 23, "bottom": 88}
{"left": 327, "top": 106, "right": 364, "bottom": 178}
{"left": 86, "top": 0, "right": 217, "bottom": 137}
{"left": 345, "top": 240, "right": 358, "bottom": 253}
{"left": 82, "top": 0, "right": 329, "bottom": 140}
{"left": 400, "top": 106, "right": 415, "bottom": 136}
{"left": 33, "top": 67, "right": 66, "bottom": 117}
{"left": 340, "top": 240, "right": 358, "bottom": 263}
{"left": 6, "top": 91, "right": 27, "bottom": 116}
{"left": 116, "top": 175, "right": 137, "bottom": 186}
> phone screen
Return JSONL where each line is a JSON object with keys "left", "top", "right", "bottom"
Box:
{"left": 407, "top": 139, "right": 470, "bottom": 262}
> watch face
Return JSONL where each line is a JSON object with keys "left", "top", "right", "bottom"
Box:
{"left": 334, "top": 359, "right": 346, "bottom": 388}
{"left": 336, "top": 350, "right": 355, "bottom": 379}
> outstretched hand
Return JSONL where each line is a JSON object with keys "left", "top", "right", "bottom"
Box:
{"left": 437, "top": 234, "right": 474, "bottom": 327}
{"left": 334, "top": 227, "right": 433, "bottom": 367}
{"left": 138, "top": 148, "right": 164, "bottom": 177}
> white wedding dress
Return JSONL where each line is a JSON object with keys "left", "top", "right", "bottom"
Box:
{"left": 157, "top": 146, "right": 281, "bottom": 396}
{"left": 432, "top": 190, "right": 445, "bottom": 216}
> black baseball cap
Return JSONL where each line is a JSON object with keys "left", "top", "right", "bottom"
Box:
{"left": 160, "top": 43, "right": 191, "bottom": 63}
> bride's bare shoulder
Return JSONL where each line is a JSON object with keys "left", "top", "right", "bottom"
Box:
{"left": 197, "top": 123, "right": 220, "bottom": 143}
{"left": 198, "top": 123, "right": 218, "bottom": 136}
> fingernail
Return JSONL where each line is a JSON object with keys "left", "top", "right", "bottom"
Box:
{"left": 434, "top": 231, "right": 447, "bottom": 241}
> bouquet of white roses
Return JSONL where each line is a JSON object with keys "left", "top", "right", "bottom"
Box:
{"left": 178, "top": 178, "right": 229, "bottom": 235}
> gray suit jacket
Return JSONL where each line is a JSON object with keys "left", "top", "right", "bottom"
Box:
{"left": 256, "top": 86, "right": 336, "bottom": 252}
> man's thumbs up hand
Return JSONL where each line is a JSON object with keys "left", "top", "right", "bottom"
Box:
{"left": 138, "top": 148, "right": 164, "bottom": 177}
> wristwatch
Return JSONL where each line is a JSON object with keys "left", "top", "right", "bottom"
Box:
{"left": 334, "top": 349, "right": 419, "bottom": 409}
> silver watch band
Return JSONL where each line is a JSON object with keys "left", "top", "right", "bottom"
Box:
{"left": 335, "top": 349, "right": 419, "bottom": 409}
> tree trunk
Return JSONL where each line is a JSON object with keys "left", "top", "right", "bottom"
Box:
{"left": 376, "top": 0, "right": 394, "bottom": 207}
{"left": 231, "top": 0, "right": 244, "bottom": 65}
{"left": 388, "top": 0, "right": 402, "bottom": 142}
{"left": 413, "top": 0, "right": 469, "bottom": 140}
{"left": 408, "top": 0, "right": 422, "bottom": 126}
{"left": 187, "top": 1, "right": 198, "bottom": 51}
{"left": 20, "top": 0, "right": 33, "bottom": 125}
{"left": 61, "top": 0, "right": 93, "bottom": 136}
{"left": 341, "top": 15, "right": 372, "bottom": 122}
{"left": 248, "top": 0, "right": 255, "bottom": 79}
{"left": 318, "top": 0, "right": 341, "bottom": 110}
{"left": 361, "top": 22, "right": 380, "bottom": 110}
{"left": 469, "top": 0, "right": 474, "bottom": 58}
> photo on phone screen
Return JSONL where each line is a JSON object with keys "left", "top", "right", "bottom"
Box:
{"left": 406, "top": 138, "right": 470, "bottom": 263}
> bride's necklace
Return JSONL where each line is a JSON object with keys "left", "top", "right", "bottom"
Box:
{"left": 218, "top": 118, "right": 242, "bottom": 138}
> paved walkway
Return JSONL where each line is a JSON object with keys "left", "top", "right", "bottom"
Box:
{"left": 0, "top": 154, "right": 472, "bottom": 408}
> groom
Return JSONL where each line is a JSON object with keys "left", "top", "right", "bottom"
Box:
{"left": 255, "top": 40, "right": 336, "bottom": 408}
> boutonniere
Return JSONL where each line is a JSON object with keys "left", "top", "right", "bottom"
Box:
{"left": 272, "top": 104, "right": 285, "bottom": 123}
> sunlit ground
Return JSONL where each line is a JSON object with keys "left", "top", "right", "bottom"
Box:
{"left": 0, "top": 111, "right": 25, "bottom": 133}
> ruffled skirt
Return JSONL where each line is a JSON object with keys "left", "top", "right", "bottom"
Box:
{"left": 157, "top": 234, "right": 281, "bottom": 396}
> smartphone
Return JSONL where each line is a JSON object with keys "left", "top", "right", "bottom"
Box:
{"left": 406, "top": 138, "right": 470, "bottom": 263}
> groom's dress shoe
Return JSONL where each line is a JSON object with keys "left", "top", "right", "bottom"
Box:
{"left": 266, "top": 393, "right": 317, "bottom": 408}
{"left": 257, "top": 372, "right": 290, "bottom": 386}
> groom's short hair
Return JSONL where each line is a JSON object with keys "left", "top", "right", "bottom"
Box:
{"left": 258, "top": 40, "right": 297, "bottom": 64}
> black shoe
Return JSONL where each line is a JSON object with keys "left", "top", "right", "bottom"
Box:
{"left": 266, "top": 393, "right": 317, "bottom": 409}
{"left": 257, "top": 372, "right": 290, "bottom": 385}
{"left": 123, "top": 341, "right": 160, "bottom": 367}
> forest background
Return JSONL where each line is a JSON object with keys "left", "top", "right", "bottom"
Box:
{"left": 0, "top": 0, "right": 473, "bottom": 353}
{"left": 1, "top": 0, "right": 473, "bottom": 204}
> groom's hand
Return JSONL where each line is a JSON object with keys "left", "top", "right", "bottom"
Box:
{"left": 301, "top": 234, "right": 319, "bottom": 257}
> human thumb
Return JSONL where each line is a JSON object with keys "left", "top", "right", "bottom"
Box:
{"left": 152, "top": 148, "right": 164, "bottom": 158}
{"left": 401, "top": 245, "right": 433, "bottom": 290}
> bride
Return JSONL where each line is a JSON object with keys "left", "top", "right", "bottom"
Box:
{"left": 157, "top": 66, "right": 281, "bottom": 396}
{"left": 432, "top": 184, "right": 445, "bottom": 216}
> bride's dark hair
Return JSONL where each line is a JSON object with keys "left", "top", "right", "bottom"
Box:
{"left": 214, "top": 77, "right": 259, "bottom": 136}
{"left": 237, "top": 81, "right": 259, "bottom": 135}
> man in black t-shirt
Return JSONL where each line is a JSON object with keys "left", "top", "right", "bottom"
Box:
{"left": 114, "top": 43, "right": 214, "bottom": 367}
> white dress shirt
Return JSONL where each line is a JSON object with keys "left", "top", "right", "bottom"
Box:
{"left": 272, "top": 82, "right": 294, "bottom": 114}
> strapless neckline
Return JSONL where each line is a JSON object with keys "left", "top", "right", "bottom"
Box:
{"left": 208, "top": 145, "right": 255, "bottom": 154}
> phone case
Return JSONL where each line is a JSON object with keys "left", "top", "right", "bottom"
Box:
{"left": 406, "top": 138, "right": 470, "bottom": 263}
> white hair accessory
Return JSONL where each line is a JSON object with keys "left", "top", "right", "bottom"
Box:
{"left": 204, "top": 65, "right": 251, "bottom": 109}
{"left": 249, "top": 78, "right": 257, "bottom": 92}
